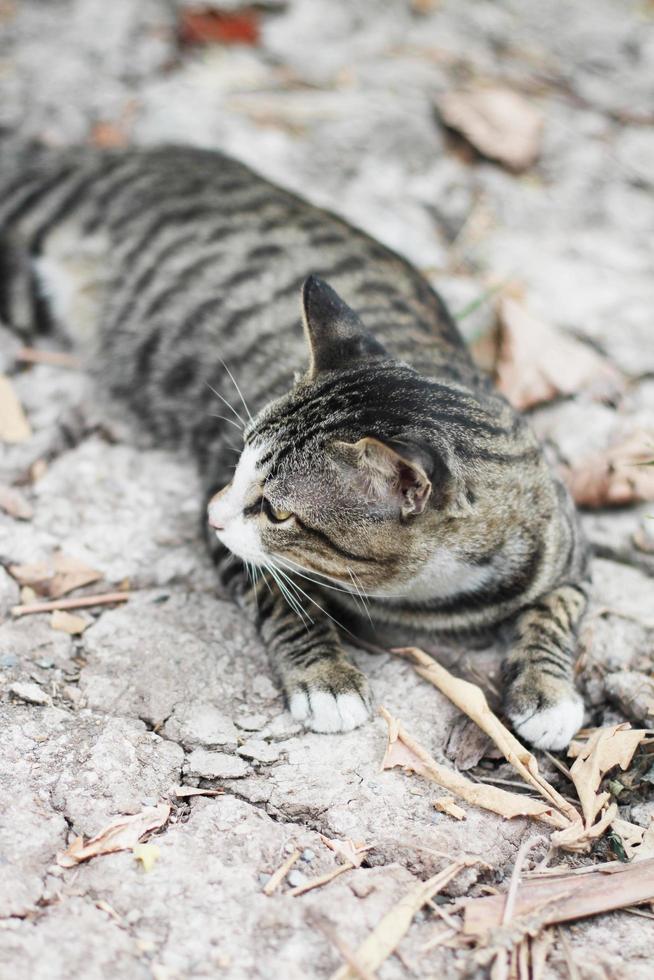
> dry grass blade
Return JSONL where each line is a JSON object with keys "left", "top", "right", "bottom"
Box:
{"left": 173, "top": 786, "right": 224, "bottom": 799}
{"left": 320, "top": 836, "right": 371, "bottom": 867}
{"left": 434, "top": 796, "right": 466, "bottom": 820}
{"left": 57, "top": 804, "right": 170, "bottom": 867}
{"left": 330, "top": 862, "right": 467, "bottom": 980}
{"left": 462, "top": 858, "right": 654, "bottom": 935}
{"left": 380, "top": 707, "right": 567, "bottom": 828}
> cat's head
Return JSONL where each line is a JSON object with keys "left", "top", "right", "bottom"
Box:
{"left": 208, "top": 276, "right": 468, "bottom": 594}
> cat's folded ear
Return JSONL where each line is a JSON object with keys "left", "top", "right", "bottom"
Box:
{"left": 301, "top": 275, "right": 388, "bottom": 378}
{"left": 333, "top": 436, "right": 432, "bottom": 518}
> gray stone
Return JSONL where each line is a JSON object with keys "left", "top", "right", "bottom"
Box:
{"left": 8, "top": 680, "right": 52, "bottom": 706}
{"left": 184, "top": 749, "right": 250, "bottom": 780}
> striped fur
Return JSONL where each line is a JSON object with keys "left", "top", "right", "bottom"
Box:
{"left": 0, "top": 143, "right": 588, "bottom": 747}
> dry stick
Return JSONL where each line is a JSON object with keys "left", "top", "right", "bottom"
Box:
{"left": 262, "top": 849, "right": 301, "bottom": 896}
{"left": 494, "top": 835, "right": 550, "bottom": 980}
{"left": 288, "top": 863, "right": 354, "bottom": 897}
{"left": 16, "top": 346, "right": 81, "bottom": 368}
{"left": 11, "top": 591, "right": 129, "bottom": 618}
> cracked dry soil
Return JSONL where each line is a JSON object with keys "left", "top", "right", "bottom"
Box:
{"left": 1, "top": 1, "right": 654, "bottom": 977}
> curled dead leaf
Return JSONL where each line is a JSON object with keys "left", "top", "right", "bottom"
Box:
{"left": 9, "top": 551, "right": 102, "bottom": 599}
{"left": 562, "top": 430, "right": 654, "bottom": 507}
{"left": 436, "top": 86, "right": 542, "bottom": 172}
{"left": 493, "top": 297, "right": 623, "bottom": 409}
{"left": 57, "top": 804, "right": 170, "bottom": 867}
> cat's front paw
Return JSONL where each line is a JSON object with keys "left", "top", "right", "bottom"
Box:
{"left": 505, "top": 671, "right": 584, "bottom": 751}
{"left": 288, "top": 662, "right": 372, "bottom": 734}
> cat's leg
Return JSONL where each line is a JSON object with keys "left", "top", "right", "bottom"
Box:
{"left": 503, "top": 583, "right": 588, "bottom": 750}
{"left": 211, "top": 538, "right": 372, "bottom": 733}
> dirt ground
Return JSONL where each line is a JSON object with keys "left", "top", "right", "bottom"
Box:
{"left": 1, "top": 1, "right": 653, "bottom": 977}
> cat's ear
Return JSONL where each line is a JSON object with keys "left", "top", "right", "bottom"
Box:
{"left": 334, "top": 436, "right": 432, "bottom": 518}
{"left": 301, "top": 275, "right": 387, "bottom": 378}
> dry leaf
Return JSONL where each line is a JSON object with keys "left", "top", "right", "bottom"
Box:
{"left": 463, "top": 858, "right": 654, "bottom": 936}
{"left": 320, "top": 836, "right": 371, "bottom": 868}
{"left": 57, "top": 804, "right": 170, "bottom": 867}
{"left": 392, "top": 648, "right": 579, "bottom": 824}
{"left": 434, "top": 796, "right": 466, "bottom": 820}
{"left": 566, "top": 724, "right": 650, "bottom": 826}
{"left": 0, "top": 374, "right": 31, "bottom": 443}
{"left": 9, "top": 551, "right": 102, "bottom": 599}
{"left": 133, "top": 843, "right": 160, "bottom": 872}
{"left": 173, "top": 785, "right": 224, "bottom": 799}
{"left": 331, "top": 862, "right": 467, "bottom": 980}
{"left": 562, "top": 430, "right": 654, "bottom": 507}
{"left": 381, "top": 708, "right": 566, "bottom": 828}
{"left": 179, "top": 7, "right": 260, "bottom": 46}
{"left": 0, "top": 483, "right": 33, "bottom": 520}
{"left": 494, "top": 297, "right": 623, "bottom": 409}
{"left": 390, "top": 648, "right": 649, "bottom": 853}
{"left": 51, "top": 609, "right": 90, "bottom": 635}
{"left": 612, "top": 818, "right": 654, "bottom": 863}
{"left": 436, "top": 87, "right": 542, "bottom": 172}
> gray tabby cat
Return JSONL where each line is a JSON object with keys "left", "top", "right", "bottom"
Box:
{"left": 0, "top": 143, "right": 588, "bottom": 749}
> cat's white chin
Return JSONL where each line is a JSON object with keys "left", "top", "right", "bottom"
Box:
{"left": 289, "top": 690, "right": 370, "bottom": 733}
{"left": 510, "top": 696, "right": 584, "bottom": 751}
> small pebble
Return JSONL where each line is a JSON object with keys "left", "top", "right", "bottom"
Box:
{"left": 36, "top": 658, "right": 55, "bottom": 669}
{"left": 283, "top": 842, "right": 295, "bottom": 855}
{"left": 300, "top": 849, "right": 315, "bottom": 863}
{"left": 0, "top": 654, "right": 18, "bottom": 668}
{"left": 286, "top": 870, "right": 308, "bottom": 888}
{"left": 8, "top": 680, "right": 52, "bottom": 705}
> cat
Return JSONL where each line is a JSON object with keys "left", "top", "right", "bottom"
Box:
{"left": 0, "top": 142, "right": 588, "bottom": 749}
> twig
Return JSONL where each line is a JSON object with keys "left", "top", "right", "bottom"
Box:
{"left": 288, "top": 863, "right": 353, "bottom": 897}
{"left": 16, "top": 346, "right": 81, "bottom": 369}
{"left": 262, "top": 848, "right": 301, "bottom": 896}
{"left": 12, "top": 592, "right": 129, "bottom": 618}
{"left": 623, "top": 906, "right": 654, "bottom": 921}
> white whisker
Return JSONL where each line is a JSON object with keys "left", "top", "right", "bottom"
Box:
{"left": 218, "top": 358, "right": 253, "bottom": 423}
{"left": 205, "top": 381, "right": 246, "bottom": 428}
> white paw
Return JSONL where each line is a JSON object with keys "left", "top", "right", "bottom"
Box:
{"left": 289, "top": 689, "right": 371, "bottom": 734}
{"left": 510, "top": 695, "right": 584, "bottom": 751}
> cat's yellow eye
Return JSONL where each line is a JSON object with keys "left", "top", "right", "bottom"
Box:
{"left": 270, "top": 505, "right": 293, "bottom": 522}
{"left": 262, "top": 498, "right": 294, "bottom": 523}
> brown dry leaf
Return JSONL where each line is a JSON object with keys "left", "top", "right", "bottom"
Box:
{"left": 611, "top": 818, "right": 654, "bottom": 863}
{"left": 494, "top": 297, "right": 623, "bottom": 409}
{"left": 330, "top": 862, "right": 467, "bottom": 980}
{"left": 57, "top": 804, "right": 170, "bottom": 867}
{"left": 9, "top": 551, "right": 102, "bottom": 599}
{"left": 173, "top": 786, "right": 224, "bottom": 799}
{"left": 320, "top": 835, "right": 371, "bottom": 868}
{"left": 562, "top": 430, "right": 654, "bottom": 508}
{"left": 0, "top": 374, "right": 31, "bottom": 443}
{"left": 566, "top": 724, "right": 651, "bottom": 827}
{"left": 51, "top": 609, "right": 90, "bottom": 635}
{"left": 462, "top": 858, "right": 654, "bottom": 936}
{"left": 436, "top": 87, "right": 542, "bottom": 172}
{"left": 380, "top": 708, "right": 567, "bottom": 829}
{"left": 390, "top": 648, "right": 649, "bottom": 854}
{"left": 393, "top": 648, "right": 579, "bottom": 824}
{"left": 0, "top": 484, "right": 33, "bottom": 520}
{"left": 179, "top": 7, "right": 260, "bottom": 46}
{"left": 434, "top": 796, "right": 466, "bottom": 820}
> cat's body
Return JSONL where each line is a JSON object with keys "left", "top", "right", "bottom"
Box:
{"left": 0, "top": 143, "right": 588, "bottom": 748}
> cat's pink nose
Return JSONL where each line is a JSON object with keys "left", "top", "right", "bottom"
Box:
{"left": 208, "top": 486, "right": 229, "bottom": 530}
